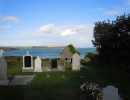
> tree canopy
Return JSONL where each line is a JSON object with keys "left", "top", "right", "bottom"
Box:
{"left": 92, "top": 14, "right": 130, "bottom": 73}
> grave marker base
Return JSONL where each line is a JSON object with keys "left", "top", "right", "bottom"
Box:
{"left": 0, "top": 80, "right": 9, "bottom": 85}
{"left": 22, "top": 67, "right": 34, "bottom": 72}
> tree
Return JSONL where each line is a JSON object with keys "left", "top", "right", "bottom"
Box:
{"left": 92, "top": 14, "right": 130, "bottom": 73}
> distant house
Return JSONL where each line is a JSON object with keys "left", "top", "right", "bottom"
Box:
{"left": 60, "top": 45, "right": 80, "bottom": 61}
{"left": 60, "top": 46, "right": 73, "bottom": 61}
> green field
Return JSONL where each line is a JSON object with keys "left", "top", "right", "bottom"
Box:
{"left": 0, "top": 57, "right": 130, "bottom": 100}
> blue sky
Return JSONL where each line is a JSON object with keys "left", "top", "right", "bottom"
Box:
{"left": 0, "top": 0, "right": 130, "bottom": 47}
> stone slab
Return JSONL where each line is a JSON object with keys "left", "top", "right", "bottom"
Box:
{"left": 8, "top": 74, "right": 36, "bottom": 85}
{"left": 22, "top": 68, "right": 34, "bottom": 72}
{"left": 0, "top": 80, "right": 9, "bottom": 85}
{"left": 42, "top": 66, "right": 65, "bottom": 72}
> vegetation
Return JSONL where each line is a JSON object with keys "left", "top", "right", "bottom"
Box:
{"left": 68, "top": 44, "right": 80, "bottom": 55}
{"left": 85, "top": 52, "right": 98, "bottom": 60}
{"left": 0, "top": 47, "right": 19, "bottom": 51}
{"left": 92, "top": 14, "right": 130, "bottom": 73}
{"left": 0, "top": 57, "right": 130, "bottom": 100}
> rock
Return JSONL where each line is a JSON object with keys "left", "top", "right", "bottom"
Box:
{"left": 46, "top": 74, "right": 50, "bottom": 78}
{"left": 62, "top": 76, "right": 66, "bottom": 78}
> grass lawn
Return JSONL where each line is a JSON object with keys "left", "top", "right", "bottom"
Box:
{"left": 0, "top": 57, "right": 130, "bottom": 100}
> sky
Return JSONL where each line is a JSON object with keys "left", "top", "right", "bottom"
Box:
{"left": 0, "top": 0, "right": 130, "bottom": 47}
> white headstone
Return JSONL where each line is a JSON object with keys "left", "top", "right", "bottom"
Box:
{"left": 0, "top": 57, "right": 9, "bottom": 85}
{"left": 34, "top": 56, "right": 42, "bottom": 72}
{"left": 72, "top": 53, "right": 80, "bottom": 70}
{"left": 103, "top": 86, "right": 118, "bottom": 100}
{"left": 0, "top": 49, "right": 4, "bottom": 57}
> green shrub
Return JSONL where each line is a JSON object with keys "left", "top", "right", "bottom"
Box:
{"left": 68, "top": 44, "right": 80, "bottom": 55}
{"left": 85, "top": 52, "right": 97, "bottom": 60}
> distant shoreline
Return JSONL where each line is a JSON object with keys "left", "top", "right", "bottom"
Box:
{"left": 0, "top": 45, "right": 66, "bottom": 51}
{"left": 0, "top": 46, "right": 95, "bottom": 51}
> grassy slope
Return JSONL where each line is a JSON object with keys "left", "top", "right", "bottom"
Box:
{"left": 0, "top": 58, "right": 130, "bottom": 100}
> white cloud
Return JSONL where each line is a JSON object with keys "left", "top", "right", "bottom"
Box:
{"left": 97, "top": 8, "right": 104, "bottom": 11}
{"left": 128, "top": 0, "right": 130, "bottom": 5}
{"left": 37, "top": 24, "right": 54, "bottom": 32}
{"left": 2, "top": 16, "right": 20, "bottom": 23}
{"left": 0, "top": 25, "right": 11, "bottom": 29}
{"left": 104, "top": 10, "right": 120, "bottom": 15}
{"left": 0, "top": 24, "right": 94, "bottom": 47}
{"left": 61, "top": 29, "right": 76, "bottom": 37}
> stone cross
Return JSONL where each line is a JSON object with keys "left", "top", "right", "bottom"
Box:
{"left": 27, "top": 51, "right": 29, "bottom": 55}
{"left": 0, "top": 49, "right": 4, "bottom": 57}
{"left": 34, "top": 56, "right": 42, "bottom": 72}
{"left": 72, "top": 53, "right": 80, "bottom": 70}
{"left": 103, "top": 86, "right": 118, "bottom": 100}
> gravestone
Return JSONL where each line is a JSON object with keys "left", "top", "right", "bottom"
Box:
{"left": 72, "top": 53, "right": 80, "bottom": 70}
{"left": 0, "top": 49, "right": 4, "bottom": 57}
{"left": 34, "top": 56, "right": 42, "bottom": 72}
{"left": 0, "top": 50, "right": 9, "bottom": 85}
{"left": 51, "top": 59, "right": 57, "bottom": 68}
{"left": 103, "top": 86, "right": 118, "bottom": 100}
{"left": 22, "top": 51, "right": 33, "bottom": 72}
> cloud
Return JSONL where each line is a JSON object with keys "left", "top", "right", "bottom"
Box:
{"left": 128, "top": 0, "right": 130, "bottom": 5}
{"left": 104, "top": 10, "right": 120, "bottom": 15}
{"left": 97, "top": 8, "right": 104, "bottom": 11}
{"left": 0, "top": 24, "right": 94, "bottom": 47}
{"left": 0, "top": 25, "right": 11, "bottom": 29}
{"left": 37, "top": 24, "right": 54, "bottom": 32}
{"left": 61, "top": 29, "right": 76, "bottom": 37}
{"left": 2, "top": 16, "right": 20, "bottom": 23}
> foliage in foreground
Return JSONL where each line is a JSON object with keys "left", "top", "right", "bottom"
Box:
{"left": 92, "top": 14, "right": 130, "bottom": 73}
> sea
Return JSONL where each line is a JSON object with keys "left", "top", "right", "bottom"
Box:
{"left": 3, "top": 48, "right": 96, "bottom": 59}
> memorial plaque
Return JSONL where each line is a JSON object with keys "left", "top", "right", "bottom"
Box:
{"left": 24, "top": 56, "right": 31, "bottom": 67}
{"left": 51, "top": 59, "right": 57, "bottom": 68}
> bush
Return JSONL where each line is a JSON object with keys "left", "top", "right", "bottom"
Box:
{"left": 85, "top": 52, "right": 97, "bottom": 60}
{"left": 68, "top": 44, "right": 80, "bottom": 55}
{"left": 5, "top": 56, "right": 22, "bottom": 66}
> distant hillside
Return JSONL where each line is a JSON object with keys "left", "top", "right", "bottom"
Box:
{"left": 0, "top": 45, "right": 66, "bottom": 51}
{"left": 0, "top": 47, "right": 19, "bottom": 51}
{"left": 32, "top": 45, "right": 65, "bottom": 49}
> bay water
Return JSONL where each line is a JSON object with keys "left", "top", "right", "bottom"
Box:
{"left": 3, "top": 48, "right": 96, "bottom": 59}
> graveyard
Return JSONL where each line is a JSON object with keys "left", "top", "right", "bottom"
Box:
{"left": 0, "top": 55, "right": 130, "bottom": 100}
